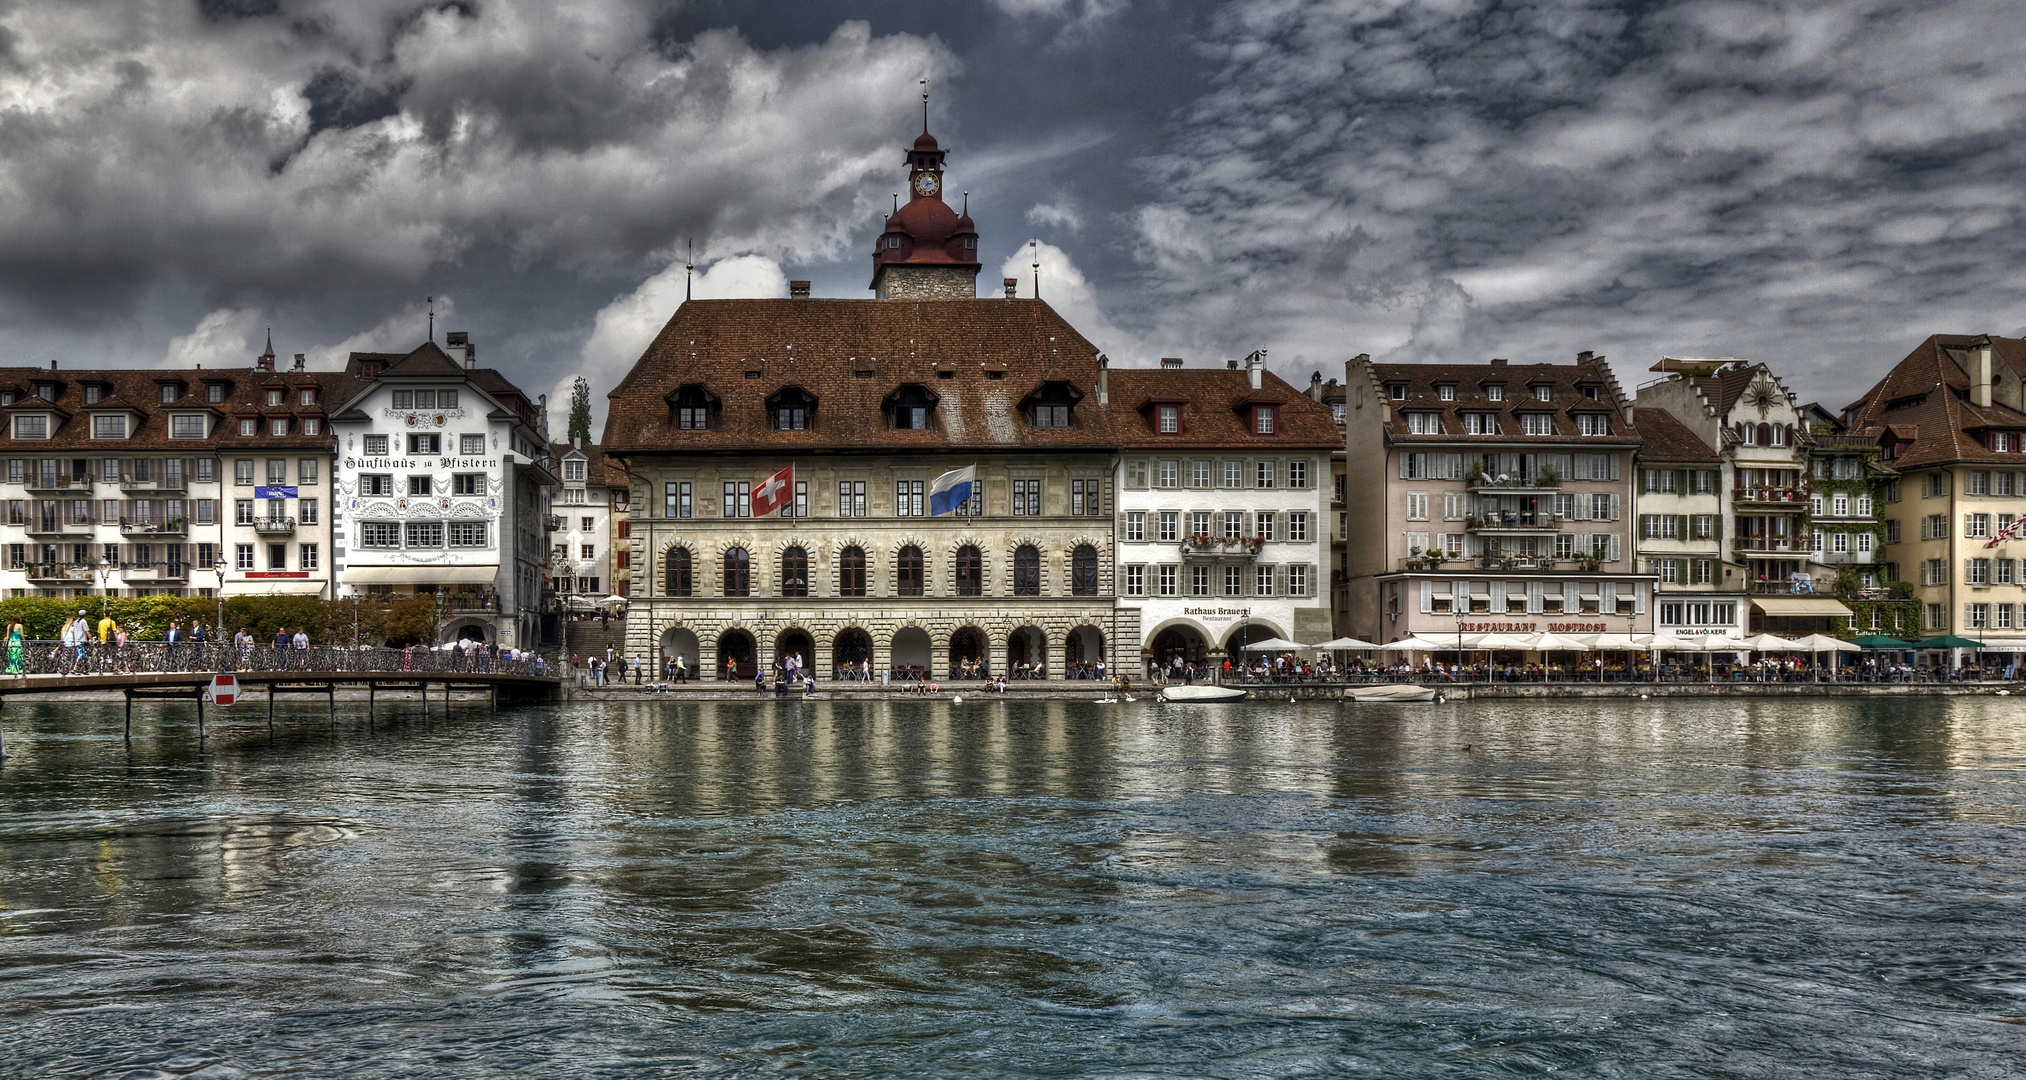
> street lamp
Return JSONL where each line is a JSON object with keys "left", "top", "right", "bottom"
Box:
{"left": 213, "top": 556, "right": 227, "bottom": 670}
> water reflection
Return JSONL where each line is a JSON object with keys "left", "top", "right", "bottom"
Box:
{"left": 2, "top": 695, "right": 2024, "bottom": 1077}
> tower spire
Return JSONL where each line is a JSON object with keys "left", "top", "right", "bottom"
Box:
{"left": 685, "top": 239, "right": 693, "bottom": 301}
{"left": 426, "top": 296, "right": 434, "bottom": 342}
{"left": 921, "top": 78, "right": 929, "bottom": 134}
{"left": 1031, "top": 240, "right": 1041, "bottom": 299}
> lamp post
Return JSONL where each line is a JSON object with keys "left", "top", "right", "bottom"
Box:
{"left": 213, "top": 557, "right": 227, "bottom": 671}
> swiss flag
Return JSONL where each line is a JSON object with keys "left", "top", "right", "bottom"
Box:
{"left": 751, "top": 464, "right": 795, "bottom": 516}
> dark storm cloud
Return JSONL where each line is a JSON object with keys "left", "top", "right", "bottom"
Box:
{"left": 1118, "top": 0, "right": 2026, "bottom": 403}
{"left": 1, "top": 0, "right": 2022, "bottom": 416}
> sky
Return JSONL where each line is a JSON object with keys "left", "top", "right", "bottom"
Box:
{"left": 3, "top": 0, "right": 2025, "bottom": 434}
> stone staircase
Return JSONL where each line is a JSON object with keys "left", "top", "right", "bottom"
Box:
{"left": 564, "top": 619, "right": 630, "bottom": 663}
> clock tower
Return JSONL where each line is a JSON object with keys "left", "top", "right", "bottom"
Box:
{"left": 871, "top": 121, "right": 982, "bottom": 300}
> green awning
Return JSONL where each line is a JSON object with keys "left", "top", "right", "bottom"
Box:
{"left": 1912, "top": 634, "right": 1987, "bottom": 649}
{"left": 1848, "top": 634, "right": 1914, "bottom": 649}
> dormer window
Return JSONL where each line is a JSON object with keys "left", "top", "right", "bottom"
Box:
{"left": 239, "top": 418, "right": 257, "bottom": 437}
{"left": 270, "top": 418, "right": 289, "bottom": 436}
{"left": 157, "top": 384, "right": 179, "bottom": 404}
{"left": 766, "top": 387, "right": 818, "bottom": 431}
{"left": 34, "top": 384, "right": 54, "bottom": 402}
{"left": 669, "top": 384, "right": 716, "bottom": 430}
{"left": 1254, "top": 406, "right": 1277, "bottom": 435}
{"left": 170, "top": 415, "right": 205, "bottom": 439}
{"left": 1158, "top": 404, "right": 1180, "bottom": 433}
{"left": 1485, "top": 384, "right": 1505, "bottom": 401}
{"left": 1387, "top": 383, "right": 1406, "bottom": 400}
{"left": 91, "top": 415, "right": 126, "bottom": 439}
{"left": 885, "top": 384, "right": 938, "bottom": 430}
{"left": 264, "top": 389, "right": 282, "bottom": 407}
{"left": 13, "top": 415, "right": 48, "bottom": 439}
{"left": 1580, "top": 384, "right": 1599, "bottom": 400}
{"left": 83, "top": 386, "right": 103, "bottom": 405}
{"left": 1021, "top": 380, "right": 1084, "bottom": 429}
{"left": 564, "top": 458, "right": 587, "bottom": 482}
{"left": 299, "top": 388, "right": 316, "bottom": 406}
{"left": 1576, "top": 413, "right": 1611, "bottom": 436}
{"left": 1465, "top": 412, "right": 1501, "bottom": 434}
{"left": 1436, "top": 383, "right": 1455, "bottom": 401}
{"left": 1519, "top": 413, "right": 1555, "bottom": 435}
{"left": 1532, "top": 385, "right": 1552, "bottom": 402}
{"left": 1404, "top": 411, "right": 1442, "bottom": 434}
{"left": 0, "top": 392, "right": 13, "bottom": 406}
{"left": 205, "top": 383, "right": 225, "bottom": 403}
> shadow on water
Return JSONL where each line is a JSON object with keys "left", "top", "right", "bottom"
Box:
{"left": 2, "top": 694, "right": 2025, "bottom": 1077}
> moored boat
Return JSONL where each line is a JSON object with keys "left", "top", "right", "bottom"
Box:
{"left": 1158, "top": 684, "right": 1247, "bottom": 703}
{"left": 1345, "top": 683, "right": 1438, "bottom": 703}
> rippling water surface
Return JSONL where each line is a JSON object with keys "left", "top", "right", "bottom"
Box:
{"left": 3, "top": 695, "right": 2025, "bottom": 1077}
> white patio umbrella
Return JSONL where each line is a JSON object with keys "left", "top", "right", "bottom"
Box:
{"left": 1310, "top": 636, "right": 1379, "bottom": 650}
{"left": 1527, "top": 631, "right": 1591, "bottom": 651}
{"left": 1744, "top": 633, "right": 1802, "bottom": 651}
{"left": 1378, "top": 637, "right": 1456, "bottom": 651}
{"left": 1469, "top": 633, "right": 1535, "bottom": 651}
{"left": 1241, "top": 637, "right": 1312, "bottom": 651}
{"left": 1790, "top": 633, "right": 1859, "bottom": 651}
{"left": 1589, "top": 633, "right": 1648, "bottom": 650}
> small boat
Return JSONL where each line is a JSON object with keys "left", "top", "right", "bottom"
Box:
{"left": 1159, "top": 684, "right": 1247, "bottom": 703}
{"left": 1345, "top": 684, "right": 1438, "bottom": 703}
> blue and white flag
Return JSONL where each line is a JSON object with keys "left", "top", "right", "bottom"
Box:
{"left": 928, "top": 465, "right": 976, "bottom": 516}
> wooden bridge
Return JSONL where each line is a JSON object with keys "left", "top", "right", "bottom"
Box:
{"left": 0, "top": 651, "right": 562, "bottom": 758}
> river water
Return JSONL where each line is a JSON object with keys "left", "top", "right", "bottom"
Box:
{"left": 2, "top": 695, "right": 2024, "bottom": 1077}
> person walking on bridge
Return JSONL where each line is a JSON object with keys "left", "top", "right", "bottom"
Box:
{"left": 272, "top": 627, "right": 289, "bottom": 669}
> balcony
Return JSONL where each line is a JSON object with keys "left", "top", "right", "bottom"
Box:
{"left": 1466, "top": 475, "right": 1563, "bottom": 494}
{"left": 1179, "top": 535, "right": 1264, "bottom": 561}
{"left": 119, "top": 475, "right": 187, "bottom": 494}
{"left": 1733, "top": 537, "right": 1800, "bottom": 554}
{"left": 1733, "top": 486, "right": 1807, "bottom": 507}
{"left": 24, "top": 519, "right": 83, "bottom": 537}
{"left": 1465, "top": 513, "right": 1562, "bottom": 535}
{"left": 254, "top": 516, "right": 297, "bottom": 535}
{"left": 120, "top": 517, "right": 187, "bottom": 537}
{"left": 25, "top": 476, "right": 91, "bottom": 495}
{"left": 124, "top": 562, "right": 188, "bottom": 581}
{"left": 23, "top": 562, "right": 93, "bottom": 584}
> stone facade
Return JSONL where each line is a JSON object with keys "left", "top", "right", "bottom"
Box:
{"left": 620, "top": 451, "right": 1118, "bottom": 679}
{"left": 874, "top": 265, "right": 978, "bottom": 301}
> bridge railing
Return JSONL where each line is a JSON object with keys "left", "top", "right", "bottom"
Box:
{"left": 1, "top": 641, "right": 560, "bottom": 679}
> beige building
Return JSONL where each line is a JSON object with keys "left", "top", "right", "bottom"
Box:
{"left": 1341, "top": 352, "right": 1655, "bottom": 644}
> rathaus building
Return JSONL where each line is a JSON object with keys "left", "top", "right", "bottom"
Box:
{"left": 603, "top": 121, "right": 1120, "bottom": 680}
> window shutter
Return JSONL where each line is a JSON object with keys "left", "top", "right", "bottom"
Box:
{"left": 1490, "top": 580, "right": 1507, "bottom": 611}
{"left": 1563, "top": 582, "right": 1581, "bottom": 611}
{"left": 1610, "top": 493, "right": 1622, "bottom": 520}
{"left": 1572, "top": 497, "right": 1590, "bottom": 521}
{"left": 1602, "top": 582, "right": 1617, "bottom": 610}
{"left": 1635, "top": 582, "right": 1647, "bottom": 614}
{"left": 1676, "top": 469, "right": 1689, "bottom": 494}
{"left": 1965, "top": 514, "right": 1976, "bottom": 537}
{"left": 1419, "top": 581, "right": 1432, "bottom": 613}
{"left": 1607, "top": 534, "right": 1622, "bottom": 562}
{"left": 1526, "top": 581, "right": 1544, "bottom": 613}
{"left": 1677, "top": 515, "right": 1690, "bottom": 539}
{"left": 1608, "top": 454, "right": 1621, "bottom": 480}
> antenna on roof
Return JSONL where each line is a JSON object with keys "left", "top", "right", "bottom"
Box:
{"left": 1030, "top": 239, "right": 1041, "bottom": 299}
{"left": 426, "top": 297, "right": 434, "bottom": 342}
{"left": 685, "top": 239, "right": 693, "bottom": 302}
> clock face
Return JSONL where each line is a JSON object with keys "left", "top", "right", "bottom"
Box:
{"left": 913, "top": 171, "right": 939, "bottom": 197}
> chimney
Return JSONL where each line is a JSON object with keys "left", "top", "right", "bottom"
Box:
{"left": 444, "top": 330, "right": 476, "bottom": 368}
{"left": 1576, "top": 350, "right": 1595, "bottom": 364}
{"left": 1308, "top": 371, "right": 1323, "bottom": 400}
{"left": 292, "top": 353, "right": 305, "bottom": 371}
{"left": 1226, "top": 359, "right": 1237, "bottom": 369}
{"left": 1490, "top": 357, "right": 1508, "bottom": 366}
{"left": 1245, "top": 349, "right": 1265, "bottom": 391}
{"left": 1973, "top": 336, "right": 1995, "bottom": 408}
{"left": 789, "top": 280, "right": 811, "bottom": 299}
{"left": 1096, "top": 354, "right": 1109, "bottom": 405}
{"left": 1161, "top": 357, "right": 1184, "bottom": 370}
{"left": 1004, "top": 277, "right": 1018, "bottom": 299}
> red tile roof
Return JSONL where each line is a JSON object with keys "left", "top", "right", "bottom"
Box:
{"left": 600, "top": 298, "right": 1117, "bottom": 454}
{"left": 0, "top": 366, "right": 343, "bottom": 453}
{"left": 1105, "top": 366, "right": 1339, "bottom": 449}
{"left": 1628, "top": 407, "right": 1718, "bottom": 463}
{"left": 1843, "top": 335, "right": 2026, "bottom": 469}
{"left": 1357, "top": 357, "right": 1639, "bottom": 446}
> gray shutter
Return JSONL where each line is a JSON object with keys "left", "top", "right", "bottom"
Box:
{"left": 1419, "top": 580, "right": 1432, "bottom": 613}
{"left": 1527, "top": 581, "right": 1544, "bottom": 613}
{"left": 1607, "top": 534, "right": 1622, "bottom": 562}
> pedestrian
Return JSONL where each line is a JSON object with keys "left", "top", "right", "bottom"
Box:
{"left": 272, "top": 627, "right": 289, "bottom": 668}
{"left": 189, "top": 620, "right": 205, "bottom": 670}
{"left": 164, "top": 618, "right": 181, "bottom": 671}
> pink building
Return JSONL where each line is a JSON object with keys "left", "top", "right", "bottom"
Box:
{"left": 1341, "top": 353, "right": 1656, "bottom": 644}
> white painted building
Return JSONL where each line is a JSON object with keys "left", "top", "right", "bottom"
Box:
{"left": 551, "top": 440, "right": 620, "bottom": 602}
{"left": 330, "top": 336, "right": 559, "bottom": 649}
{"left": 1107, "top": 356, "right": 1339, "bottom": 675}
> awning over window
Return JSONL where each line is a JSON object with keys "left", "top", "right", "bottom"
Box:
{"left": 341, "top": 566, "right": 498, "bottom": 585}
{"left": 1749, "top": 597, "right": 1853, "bottom": 618}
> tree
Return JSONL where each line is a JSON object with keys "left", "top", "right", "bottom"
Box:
{"left": 567, "top": 376, "right": 592, "bottom": 444}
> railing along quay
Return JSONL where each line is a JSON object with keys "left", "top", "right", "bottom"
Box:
{"left": 0, "top": 641, "right": 557, "bottom": 678}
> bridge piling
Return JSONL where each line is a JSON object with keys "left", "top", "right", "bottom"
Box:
{"left": 1, "top": 697, "right": 8, "bottom": 761}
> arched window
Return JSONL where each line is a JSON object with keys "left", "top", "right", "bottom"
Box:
{"left": 780, "top": 546, "right": 808, "bottom": 597}
{"left": 839, "top": 546, "right": 866, "bottom": 597}
{"left": 955, "top": 545, "right": 982, "bottom": 596}
{"left": 1757, "top": 422, "right": 1772, "bottom": 446}
{"left": 897, "top": 545, "right": 924, "bottom": 596}
{"left": 723, "top": 547, "right": 749, "bottom": 597}
{"left": 665, "top": 547, "right": 692, "bottom": 597}
{"left": 1071, "top": 544, "right": 1098, "bottom": 596}
{"left": 884, "top": 384, "right": 938, "bottom": 430}
{"left": 1013, "top": 545, "right": 1040, "bottom": 596}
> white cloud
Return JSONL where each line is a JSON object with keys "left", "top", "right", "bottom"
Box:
{"left": 305, "top": 297, "right": 457, "bottom": 370}
{"left": 1000, "top": 240, "right": 1137, "bottom": 362}
{"left": 565, "top": 254, "right": 789, "bottom": 433}
{"left": 163, "top": 308, "right": 265, "bottom": 368}
{"left": 1026, "top": 202, "right": 1085, "bottom": 233}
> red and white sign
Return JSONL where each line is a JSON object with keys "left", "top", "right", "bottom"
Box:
{"left": 208, "top": 673, "right": 238, "bottom": 706}
{"left": 751, "top": 464, "right": 795, "bottom": 516}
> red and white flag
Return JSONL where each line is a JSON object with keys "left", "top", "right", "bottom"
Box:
{"left": 752, "top": 464, "right": 795, "bottom": 516}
